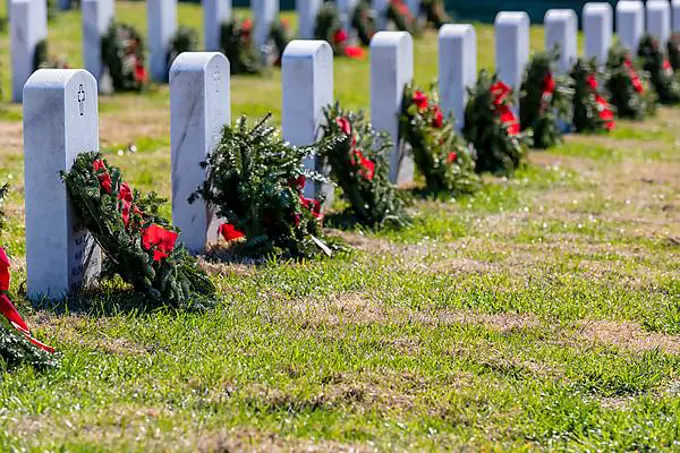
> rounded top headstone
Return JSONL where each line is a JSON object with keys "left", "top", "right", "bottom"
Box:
{"left": 545, "top": 9, "right": 577, "bottom": 24}
{"left": 494, "top": 11, "right": 530, "bottom": 26}
{"left": 282, "top": 40, "right": 333, "bottom": 60}
{"left": 370, "top": 31, "right": 414, "bottom": 50}
{"left": 616, "top": 1, "right": 644, "bottom": 13}
{"left": 583, "top": 2, "right": 613, "bottom": 15}
{"left": 439, "top": 23, "right": 475, "bottom": 39}
{"left": 169, "top": 52, "right": 229, "bottom": 76}
{"left": 647, "top": 0, "right": 671, "bottom": 12}
{"left": 24, "top": 68, "right": 97, "bottom": 93}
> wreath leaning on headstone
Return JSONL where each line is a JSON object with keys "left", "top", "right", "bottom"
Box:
{"left": 166, "top": 26, "right": 199, "bottom": 80}
{"left": 219, "top": 19, "right": 263, "bottom": 75}
{"left": 570, "top": 58, "right": 615, "bottom": 133}
{"left": 400, "top": 83, "right": 479, "bottom": 194}
{"left": 386, "top": 0, "right": 420, "bottom": 36}
{"left": 519, "top": 49, "right": 574, "bottom": 149}
{"left": 101, "top": 21, "right": 148, "bottom": 92}
{"left": 62, "top": 153, "right": 216, "bottom": 309}
{"left": 268, "top": 19, "right": 292, "bottom": 66}
{"left": 605, "top": 42, "right": 654, "bottom": 120}
{"left": 419, "top": 0, "right": 449, "bottom": 29}
{"left": 314, "top": 3, "right": 364, "bottom": 59}
{"left": 191, "top": 115, "right": 342, "bottom": 259}
{"left": 351, "top": 0, "right": 377, "bottom": 46}
{"left": 463, "top": 70, "right": 531, "bottom": 175}
{"left": 32, "top": 39, "right": 70, "bottom": 71}
{"left": 667, "top": 33, "right": 680, "bottom": 71}
{"left": 321, "top": 103, "right": 409, "bottom": 228}
{"left": 637, "top": 34, "right": 680, "bottom": 105}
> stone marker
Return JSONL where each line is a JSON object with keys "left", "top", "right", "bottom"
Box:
{"left": 494, "top": 11, "right": 529, "bottom": 112}
{"left": 297, "top": 0, "right": 322, "bottom": 40}
{"left": 337, "top": 0, "right": 358, "bottom": 34}
{"left": 24, "top": 69, "right": 102, "bottom": 300}
{"left": 438, "top": 24, "right": 476, "bottom": 132}
{"left": 647, "top": 0, "right": 671, "bottom": 44}
{"left": 583, "top": 2, "right": 613, "bottom": 66}
{"left": 82, "top": 0, "right": 115, "bottom": 92}
{"left": 373, "top": 0, "right": 388, "bottom": 30}
{"left": 253, "top": 0, "right": 279, "bottom": 52}
{"left": 10, "top": 0, "right": 48, "bottom": 103}
{"left": 370, "top": 31, "right": 414, "bottom": 185}
{"left": 147, "top": 0, "right": 177, "bottom": 82}
{"left": 673, "top": 0, "right": 680, "bottom": 32}
{"left": 544, "top": 9, "right": 577, "bottom": 75}
{"left": 170, "top": 52, "right": 230, "bottom": 254}
{"left": 616, "top": 1, "right": 645, "bottom": 52}
{"left": 204, "top": 0, "right": 231, "bottom": 52}
{"left": 281, "top": 40, "right": 334, "bottom": 203}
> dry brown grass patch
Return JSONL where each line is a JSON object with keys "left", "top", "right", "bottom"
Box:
{"left": 580, "top": 321, "right": 680, "bottom": 354}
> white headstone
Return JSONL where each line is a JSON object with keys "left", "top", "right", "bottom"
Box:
{"left": 204, "top": 0, "right": 231, "bottom": 52}
{"left": 370, "top": 31, "right": 414, "bottom": 185}
{"left": 24, "top": 69, "right": 102, "bottom": 300}
{"left": 544, "top": 9, "right": 577, "bottom": 75}
{"left": 337, "top": 0, "right": 359, "bottom": 34}
{"left": 10, "top": 0, "right": 47, "bottom": 103}
{"left": 583, "top": 2, "right": 613, "bottom": 66}
{"left": 438, "top": 24, "right": 476, "bottom": 132}
{"left": 494, "top": 12, "right": 530, "bottom": 94}
{"left": 616, "top": 1, "right": 645, "bottom": 52}
{"left": 170, "top": 52, "right": 230, "bottom": 254}
{"left": 647, "top": 0, "right": 671, "bottom": 44}
{"left": 282, "top": 40, "right": 334, "bottom": 203}
{"left": 82, "top": 0, "right": 115, "bottom": 92}
{"left": 373, "top": 0, "right": 388, "bottom": 30}
{"left": 147, "top": 0, "right": 177, "bottom": 82}
{"left": 673, "top": 0, "right": 680, "bottom": 32}
{"left": 253, "top": 0, "right": 279, "bottom": 52}
{"left": 297, "top": 0, "right": 322, "bottom": 40}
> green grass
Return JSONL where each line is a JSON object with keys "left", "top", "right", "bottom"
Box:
{"left": 1, "top": 2, "right": 680, "bottom": 451}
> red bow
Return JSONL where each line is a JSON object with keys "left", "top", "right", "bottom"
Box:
{"left": 624, "top": 58, "right": 644, "bottom": 94}
{"left": 541, "top": 73, "right": 556, "bottom": 111}
{"left": 490, "top": 81, "right": 520, "bottom": 136}
{"left": 351, "top": 149, "right": 376, "bottom": 181}
{"left": 586, "top": 74, "right": 615, "bottom": 131}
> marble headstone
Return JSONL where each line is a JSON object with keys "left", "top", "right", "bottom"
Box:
{"left": 544, "top": 9, "right": 577, "bottom": 75}
{"left": 438, "top": 24, "right": 476, "bottom": 132}
{"left": 10, "top": 0, "right": 47, "bottom": 103}
{"left": 616, "top": 1, "right": 645, "bottom": 52}
{"left": 253, "top": 0, "right": 279, "bottom": 52}
{"left": 82, "top": 0, "right": 115, "bottom": 93}
{"left": 647, "top": 0, "right": 671, "bottom": 44}
{"left": 494, "top": 11, "right": 530, "bottom": 97}
{"left": 204, "top": 0, "right": 231, "bottom": 52}
{"left": 583, "top": 2, "right": 613, "bottom": 66}
{"left": 373, "top": 0, "right": 389, "bottom": 30}
{"left": 23, "top": 69, "right": 102, "bottom": 300}
{"left": 337, "top": 0, "right": 359, "bottom": 34}
{"left": 673, "top": 0, "right": 680, "bottom": 32}
{"left": 147, "top": 0, "right": 177, "bottom": 82}
{"left": 297, "top": 0, "right": 322, "bottom": 40}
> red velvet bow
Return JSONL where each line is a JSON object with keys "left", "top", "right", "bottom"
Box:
{"left": 490, "top": 81, "right": 520, "bottom": 136}
{"left": 624, "top": 58, "right": 645, "bottom": 94}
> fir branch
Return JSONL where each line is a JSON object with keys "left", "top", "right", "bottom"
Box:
{"left": 638, "top": 34, "right": 680, "bottom": 105}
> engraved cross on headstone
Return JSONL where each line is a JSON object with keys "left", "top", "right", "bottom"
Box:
{"left": 77, "top": 84, "right": 86, "bottom": 116}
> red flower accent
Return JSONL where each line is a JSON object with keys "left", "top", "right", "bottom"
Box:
{"left": 595, "top": 94, "right": 615, "bottom": 130}
{"left": 300, "top": 194, "right": 323, "bottom": 221}
{"left": 343, "top": 46, "right": 365, "bottom": 59}
{"left": 134, "top": 62, "right": 147, "bottom": 83}
{"left": 242, "top": 19, "right": 253, "bottom": 32}
{"left": 413, "top": 90, "right": 428, "bottom": 111}
{"left": 624, "top": 58, "right": 644, "bottom": 93}
{"left": 92, "top": 159, "right": 112, "bottom": 193}
{"left": 335, "top": 117, "right": 352, "bottom": 135}
{"left": 351, "top": 149, "right": 375, "bottom": 181}
{"left": 497, "top": 105, "right": 520, "bottom": 136}
{"left": 543, "top": 72, "right": 556, "bottom": 96}
{"left": 490, "top": 81, "right": 513, "bottom": 106}
{"left": 664, "top": 59, "right": 672, "bottom": 71}
{"left": 141, "top": 224, "right": 179, "bottom": 262}
{"left": 432, "top": 106, "right": 444, "bottom": 128}
{"left": 586, "top": 74, "right": 599, "bottom": 90}
{"left": 117, "top": 182, "right": 136, "bottom": 228}
{"left": 333, "top": 28, "right": 348, "bottom": 45}
{"left": 289, "top": 175, "right": 306, "bottom": 191}
{"left": 218, "top": 223, "right": 245, "bottom": 242}
{"left": 446, "top": 152, "right": 458, "bottom": 164}
{"left": 0, "top": 248, "right": 10, "bottom": 292}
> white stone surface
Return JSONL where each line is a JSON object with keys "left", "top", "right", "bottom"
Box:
{"left": 82, "top": 0, "right": 115, "bottom": 91}
{"left": 297, "top": 0, "right": 322, "bottom": 40}
{"left": 438, "top": 24, "right": 476, "bottom": 132}
{"left": 253, "top": 0, "right": 279, "bottom": 52}
{"left": 544, "top": 9, "right": 577, "bottom": 75}
{"left": 204, "top": 0, "right": 231, "bottom": 52}
{"left": 10, "top": 0, "right": 47, "bottom": 103}
{"left": 147, "top": 0, "right": 177, "bottom": 82}
{"left": 616, "top": 1, "right": 645, "bottom": 52}
{"left": 673, "top": 0, "right": 680, "bottom": 32}
{"left": 23, "top": 69, "right": 102, "bottom": 300}
{"left": 583, "top": 3, "right": 613, "bottom": 66}
{"left": 494, "top": 11, "right": 529, "bottom": 95}
{"left": 281, "top": 40, "right": 334, "bottom": 203}
{"left": 373, "top": 0, "right": 389, "bottom": 30}
{"left": 647, "top": 0, "right": 671, "bottom": 44}
{"left": 170, "top": 52, "right": 230, "bottom": 254}
{"left": 370, "top": 31, "right": 414, "bottom": 185}
{"left": 337, "top": 0, "right": 359, "bottom": 34}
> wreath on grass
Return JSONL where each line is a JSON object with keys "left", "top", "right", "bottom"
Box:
{"left": 268, "top": 19, "right": 291, "bottom": 66}
{"left": 463, "top": 70, "right": 531, "bottom": 175}
{"left": 519, "top": 49, "right": 574, "bottom": 149}
{"left": 321, "top": 103, "right": 409, "bottom": 228}
{"left": 167, "top": 26, "right": 199, "bottom": 78}
{"left": 191, "top": 115, "right": 342, "bottom": 259}
{"left": 101, "top": 21, "right": 148, "bottom": 92}
{"left": 352, "top": 0, "right": 377, "bottom": 46}
{"left": 667, "top": 33, "right": 680, "bottom": 71}
{"left": 605, "top": 42, "right": 654, "bottom": 120}
{"left": 400, "top": 83, "right": 479, "bottom": 194}
{"left": 570, "top": 58, "right": 615, "bottom": 133}
{"left": 0, "top": 184, "right": 56, "bottom": 371}
{"left": 62, "top": 153, "right": 216, "bottom": 309}
{"left": 33, "top": 40, "right": 70, "bottom": 71}
{"left": 220, "top": 19, "right": 263, "bottom": 75}
{"left": 420, "top": 0, "right": 449, "bottom": 29}
{"left": 386, "top": 0, "right": 420, "bottom": 35}
{"left": 637, "top": 34, "right": 680, "bottom": 105}
{"left": 314, "top": 3, "right": 364, "bottom": 59}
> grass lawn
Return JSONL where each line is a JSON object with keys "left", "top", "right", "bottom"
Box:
{"left": 1, "top": 3, "right": 680, "bottom": 451}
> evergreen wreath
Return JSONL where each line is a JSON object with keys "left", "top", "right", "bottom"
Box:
{"left": 62, "top": 153, "right": 216, "bottom": 309}
{"left": 605, "top": 42, "right": 653, "bottom": 120}
{"left": 268, "top": 19, "right": 291, "bottom": 66}
{"left": 101, "top": 21, "right": 148, "bottom": 92}
{"left": 667, "top": 32, "right": 680, "bottom": 71}
{"left": 570, "top": 58, "right": 615, "bottom": 133}
{"left": 463, "top": 70, "right": 531, "bottom": 175}
{"left": 321, "top": 103, "right": 409, "bottom": 228}
{"left": 219, "top": 19, "right": 263, "bottom": 75}
{"left": 314, "top": 3, "right": 364, "bottom": 59}
{"left": 420, "top": 0, "right": 449, "bottom": 29}
{"left": 519, "top": 49, "right": 574, "bottom": 149}
{"left": 33, "top": 39, "right": 69, "bottom": 71}
{"left": 400, "top": 83, "right": 479, "bottom": 194}
{"left": 637, "top": 34, "right": 680, "bottom": 105}
{"left": 167, "top": 26, "right": 199, "bottom": 79}
{"left": 191, "top": 115, "right": 341, "bottom": 259}
{"left": 386, "top": 0, "right": 420, "bottom": 36}
{"left": 0, "top": 184, "right": 56, "bottom": 371}
{"left": 351, "top": 0, "right": 377, "bottom": 46}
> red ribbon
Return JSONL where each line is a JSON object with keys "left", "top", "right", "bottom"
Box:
{"left": 586, "top": 75, "right": 615, "bottom": 131}
{"left": 490, "top": 81, "right": 520, "bottom": 136}
{"left": 624, "top": 58, "right": 644, "bottom": 94}
{"left": 541, "top": 72, "right": 556, "bottom": 111}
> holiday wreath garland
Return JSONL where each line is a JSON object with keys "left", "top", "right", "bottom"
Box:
{"left": 167, "top": 26, "right": 199, "bottom": 79}
{"left": 321, "top": 103, "right": 409, "bottom": 228}
{"left": 420, "top": 0, "right": 449, "bottom": 29}
{"left": 268, "top": 19, "right": 292, "bottom": 66}
{"left": 314, "top": 3, "right": 365, "bottom": 59}
{"left": 62, "top": 153, "right": 215, "bottom": 309}
{"left": 463, "top": 70, "right": 531, "bottom": 175}
{"left": 191, "top": 115, "right": 341, "bottom": 259}
{"left": 569, "top": 58, "right": 615, "bottom": 133}
{"left": 519, "top": 50, "right": 574, "bottom": 149}
{"left": 33, "top": 39, "right": 69, "bottom": 71}
{"left": 220, "top": 19, "right": 263, "bottom": 75}
{"left": 605, "top": 42, "right": 653, "bottom": 120}
{"left": 667, "top": 33, "right": 680, "bottom": 71}
{"left": 637, "top": 34, "right": 680, "bottom": 105}
{"left": 352, "top": 0, "right": 377, "bottom": 46}
{"left": 101, "top": 21, "right": 148, "bottom": 92}
{"left": 400, "top": 83, "right": 479, "bottom": 194}
{"left": 386, "top": 0, "right": 420, "bottom": 36}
